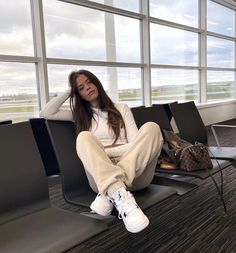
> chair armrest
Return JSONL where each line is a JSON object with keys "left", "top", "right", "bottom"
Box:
{"left": 211, "top": 124, "right": 236, "bottom": 146}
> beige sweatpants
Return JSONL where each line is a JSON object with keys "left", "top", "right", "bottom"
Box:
{"left": 76, "top": 122, "right": 163, "bottom": 197}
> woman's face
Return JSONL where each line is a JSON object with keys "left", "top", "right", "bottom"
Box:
{"left": 76, "top": 74, "right": 99, "bottom": 107}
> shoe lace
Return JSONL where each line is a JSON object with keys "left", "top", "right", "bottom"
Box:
{"left": 116, "top": 192, "right": 137, "bottom": 220}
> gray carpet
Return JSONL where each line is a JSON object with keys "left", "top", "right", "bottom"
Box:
{"left": 48, "top": 119, "right": 236, "bottom": 253}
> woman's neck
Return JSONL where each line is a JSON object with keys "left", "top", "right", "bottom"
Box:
{"left": 90, "top": 101, "right": 99, "bottom": 108}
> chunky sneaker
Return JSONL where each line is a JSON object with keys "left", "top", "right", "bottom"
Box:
{"left": 112, "top": 187, "right": 149, "bottom": 233}
{"left": 90, "top": 193, "right": 113, "bottom": 216}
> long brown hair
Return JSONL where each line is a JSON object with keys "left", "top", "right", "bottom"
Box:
{"left": 68, "top": 69, "right": 126, "bottom": 144}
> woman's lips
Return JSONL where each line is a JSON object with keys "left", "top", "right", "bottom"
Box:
{"left": 88, "top": 90, "right": 95, "bottom": 96}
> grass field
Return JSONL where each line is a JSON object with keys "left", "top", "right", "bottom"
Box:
{"left": 0, "top": 106, "right": 35, "bottom": 113}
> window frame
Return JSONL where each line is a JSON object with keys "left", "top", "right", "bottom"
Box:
{"left": 0, "top": 0, "right": 236, "bottom": 120}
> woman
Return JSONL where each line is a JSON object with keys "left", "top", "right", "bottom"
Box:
{"left": 40, "top": 69, "right": 163, "bottom": 233}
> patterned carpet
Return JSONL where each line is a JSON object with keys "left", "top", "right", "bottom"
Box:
{"left": 48, "top": 119, "right": 236, "bottom": 253}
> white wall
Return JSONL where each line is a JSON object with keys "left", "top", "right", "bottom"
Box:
{"left": 198, "top": 100, "right": 236, "bottom": 126}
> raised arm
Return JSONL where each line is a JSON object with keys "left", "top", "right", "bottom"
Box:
{"left": 39, "top": 89, "right": 73, "bottom": 121}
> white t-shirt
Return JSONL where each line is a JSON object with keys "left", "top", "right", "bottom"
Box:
{"left": 40, "top": 89, "right": 138, "bottom": 157}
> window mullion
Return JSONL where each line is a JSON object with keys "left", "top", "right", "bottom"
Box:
{"left": 31, "top": 0, "right": 49, "bottom": 109}
{"left": 104, "top": 0, "right": 118, "bottom": 102}
{"left": 200, "top": 0, "right": 207, "bottom": 103}
{"left": 141, "top": 0, "right": 151, "bottom": 106}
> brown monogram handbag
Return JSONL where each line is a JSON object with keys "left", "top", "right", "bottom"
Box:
{"left": 179, "top": 144, "right": 213, "bottom": 171}
{"left": 157, "top": 129, "right": 226, "bottom": 212}
{"left": 158, "top": 129, "right": 213, "bottom": 171}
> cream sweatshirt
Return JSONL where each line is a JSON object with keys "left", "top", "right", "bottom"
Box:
{"left": 39, "top": 89, "right": 139, "bottom": 157}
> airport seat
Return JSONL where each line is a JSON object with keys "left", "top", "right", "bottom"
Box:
{"left": 169, "top": 101, "right": 236, "bottom": 164}
{"left": 0, "top": 122, "right": 107, "bottom": 253}
{"left": 131, "top": 105, "right": 172, "bottom": 130}
{"left": 46, "top": 119, "right": 176, "bottom": 212}
{"left": 30, "top": 118, "right": 60, "bottom": 176}
{"left": 0, "top": 120, "right": 12, "bottom": 125}
{"left": 152, "top": 101, "right": 177, "bottom": 122}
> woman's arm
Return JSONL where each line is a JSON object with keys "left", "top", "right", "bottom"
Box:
{"left": 39, "top": 89, "right": 73, "bottom": 121}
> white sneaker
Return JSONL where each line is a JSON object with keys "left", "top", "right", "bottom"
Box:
{"left": 112, "top": 188, "right": 149, "bottom": 233}
{"left": 90, "top": 193, "right": 113, "bottom": 216}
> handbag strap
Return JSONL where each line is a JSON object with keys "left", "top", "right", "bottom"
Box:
{"left": 195, "top": 142, "right": 227, "bottom": 213}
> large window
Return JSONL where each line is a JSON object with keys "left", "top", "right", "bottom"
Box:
{"left": 0, "top": 62, "right": 38, "bottom": 122}
{"left": 150, "top": 24, "right": 198, "bottom": 66}
{"left": 47, "top": 65, "right": 142, "bottom": 107}
{"left": 0, "top": 0, "right": 236, "bottom": 122}
{"left": 207, "top": 71, "right": 235, "bottom": 101}
{"left": 0, "top": 0, "right": 34, "bottom": 56}
{"left": 207, "top": 36, "right": 235, "bottom": 68}
{"left": 207, "top": 0, "right": 236, "bottom": 102}
{"left": 150, "top": 0, "right": 199, "bottom": 104}
{"left": 207, "top": 0, "right": 235, "bottom": 37}
{"left": 151, "top": 69, "right": 199, "bottom": 103}
{"left": 43, "top": 0, "right": 141, "bottom": 63}
{"left": 0, "top": 0, "right": 38, "bottom": 123}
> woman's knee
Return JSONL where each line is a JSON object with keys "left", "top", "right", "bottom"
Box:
{"left": 76, "top": 131, "right": 93, "bottom": 143}
{"left": 76, "top": 131, "right": 104, "bottom": 155}
{"left": 76, "top": 131, "right": 95, "bottom": 150}
{"left": 141, "top": 122, "right": 163, "bottom": 146}
{"left": 141, "top": 122, "right": 161, "bottom": 135}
